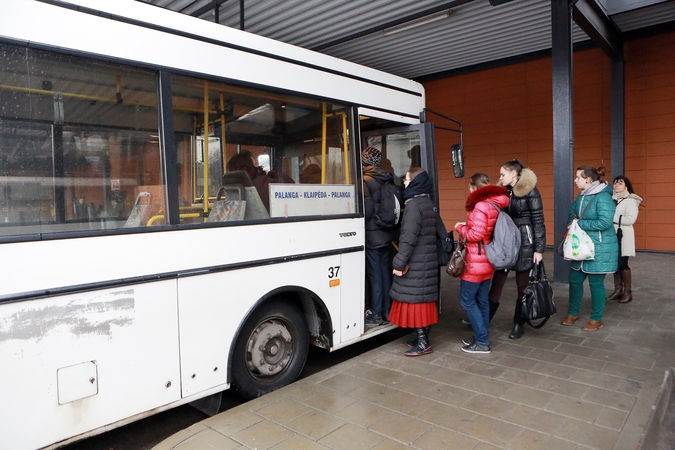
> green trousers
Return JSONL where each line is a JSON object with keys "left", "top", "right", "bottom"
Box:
{"left": 568, "top": 269, "right": 607, "bottom": 321}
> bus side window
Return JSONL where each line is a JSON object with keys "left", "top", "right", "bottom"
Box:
{"left": 0, "top": 44, "right": 163, "bottom": 236}
{"left": 170, "top": 74, "right": 355, "bottom": 225}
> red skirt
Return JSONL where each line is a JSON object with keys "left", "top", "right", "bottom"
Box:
{"left": 388, "top": 300, "right": 438, "bottom": 328}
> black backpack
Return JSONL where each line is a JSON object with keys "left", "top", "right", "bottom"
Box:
{"left": 366, "top": 177, "right": 402, "bottom": 230}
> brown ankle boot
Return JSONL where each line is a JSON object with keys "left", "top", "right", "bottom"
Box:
{"left": 607, "top": 272, "right": 623, "bottom": 301}
{"left": 619, "top": 269, "right": 632, "bottom": 303}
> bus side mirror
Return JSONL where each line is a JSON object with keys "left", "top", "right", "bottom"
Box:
{"left": 451, "top": 144, "right": 464, "bottom": 178}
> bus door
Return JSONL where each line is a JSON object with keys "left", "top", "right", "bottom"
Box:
{"left": 358, "top": 122, "right": 438, "bottom": 327}
{"left": 360, "top": 123, "right": 438, "bottom": 206}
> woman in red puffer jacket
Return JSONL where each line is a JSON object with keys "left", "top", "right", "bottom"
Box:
{"left": 454, "top": 173, "right": 509, "bottom": 354}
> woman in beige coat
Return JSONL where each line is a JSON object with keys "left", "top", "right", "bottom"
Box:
{"left": 606, "top": 176, "right": 642, "bottom": 303}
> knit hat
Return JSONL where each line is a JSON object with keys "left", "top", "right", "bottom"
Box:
{"left": 361, "top": 147, "right": 382, "bottom": 166}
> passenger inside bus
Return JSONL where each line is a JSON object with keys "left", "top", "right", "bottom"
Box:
{"left": 225, "top": 150, "right": 294, "bottom": 211}
{"left": 299, "top": 164, "right": 321, "bottom": 184}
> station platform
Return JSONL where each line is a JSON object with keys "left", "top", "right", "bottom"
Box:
{"left": 153, "top": 252, "right": 675, "bottom": 450}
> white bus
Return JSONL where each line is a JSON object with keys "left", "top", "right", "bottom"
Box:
{"left": 0, "top": 1, "right": 438, "bottom": 448}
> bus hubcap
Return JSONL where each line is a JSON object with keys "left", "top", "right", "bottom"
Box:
{"left": 247, "top": 321, "right": 292, "bottom": 377}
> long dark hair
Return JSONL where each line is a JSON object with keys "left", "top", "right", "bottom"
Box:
{"left": 613, "top": 175, "right": 635, "bottom": 194}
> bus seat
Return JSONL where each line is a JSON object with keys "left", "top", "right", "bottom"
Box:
{"left": 221, "top": 171, "right": 269, "bottom": 220}
{"left": 207, "top": 187, "right": 246, "bottom": 222}
{"left": 243, "top": 186, "right": 269, "bottom": 220}
{"left": 124, "top": 192, "right": 156, "bottom": 227}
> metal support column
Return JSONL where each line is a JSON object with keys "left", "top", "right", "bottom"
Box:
{"left": 552, "top": 0, "right": 574, "bottom": 283}
{"left": 611, "top": 59, "right": 625, "bottom": 179}
{"left": 572, "top": 0, "right": 625, "bottom": 180}
{"left": 240, "top": 0, "right": 245, "bottom": 31}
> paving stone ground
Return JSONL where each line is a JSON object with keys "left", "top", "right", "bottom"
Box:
{"left": 153, "top": 252, "right": 675, "bottom": 450}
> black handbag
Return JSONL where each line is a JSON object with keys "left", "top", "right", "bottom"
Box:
{"left": 446, "top": 236, "right": 466, "bottom": 278}
{"left": 521, "top": 262, "right": 556, "bottom": 328}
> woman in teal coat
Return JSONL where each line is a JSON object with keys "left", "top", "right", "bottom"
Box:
{"left": 560, "top": 165, "right": 618, "bottom": 332}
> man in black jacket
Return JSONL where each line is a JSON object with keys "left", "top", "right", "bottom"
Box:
{"left": 362, "top": 147, "right": 395, "bottom": 327}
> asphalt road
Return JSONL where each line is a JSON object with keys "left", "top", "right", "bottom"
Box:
{"left": 62, "top": 328, "right": 409, "bottom": 450}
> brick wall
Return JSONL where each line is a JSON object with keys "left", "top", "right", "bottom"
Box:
{"left": 424, "top": 31, "right": 675, "bottom": 252}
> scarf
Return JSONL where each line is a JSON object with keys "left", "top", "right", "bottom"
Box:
{"left": 613, "top": 189, "right": 630, "bottom": 203}
{"left": 403, "top": 171, "right": 433, "bottom": 201}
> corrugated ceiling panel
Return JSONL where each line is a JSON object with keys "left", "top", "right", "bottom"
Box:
{"left": 153, "top": 0, "right": 197, "bottom": 11}
{"left": 319, "top": 1, "right": 588, "bottom": 78}
{"left": 611, "top": 1, "right": 675, "bottom": 31}
{"left": 137, "top": 0, "right": 675, "bottom": 79}
{"left": 214, "top": 0, "right": 462, "bottom": 47}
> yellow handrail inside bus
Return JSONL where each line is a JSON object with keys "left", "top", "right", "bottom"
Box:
{"left": 147, "top": 212, "right": 202, "bottom": 226}
{"left": 321, "top": 108, "right": 350, "bottom": 185}
{"left": 0, "top": 83, "right": 216, "bottom": 114}
{"left": 341, "top": 111, "right": 350, "bottom": 184}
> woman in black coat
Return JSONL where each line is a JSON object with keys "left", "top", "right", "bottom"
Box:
{"left": 389, "top": 167, "right": 439, "bottom": 357}
{"left": 488, "top": 159, "right": 546, "bottom": 340}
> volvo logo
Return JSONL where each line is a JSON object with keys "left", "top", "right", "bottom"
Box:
{"left": 339, "top": 232, "right": 357, "bottom": 237}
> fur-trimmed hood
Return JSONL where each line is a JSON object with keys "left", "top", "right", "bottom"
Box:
{"left": 626, "top": 193, "right": 643, "bottom": 204}
{"left": 500, "top": 167, "right": 538, "bottom": 197}
{"left": 465, "top": 185, "right": 509, "bottom": 211}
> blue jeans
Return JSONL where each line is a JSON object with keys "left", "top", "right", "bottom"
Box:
{"left": 365, "top": 246, "right": 392, "bottom": 317}
{"left": 460, "top": 279, "right": 491, "bottom": 346}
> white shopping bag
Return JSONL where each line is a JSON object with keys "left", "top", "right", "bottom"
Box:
{"left": 563, "top": 219, "right": 595, "bottom": 261}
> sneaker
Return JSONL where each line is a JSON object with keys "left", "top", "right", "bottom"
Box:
{"left": 462, "top": 337, "right": 475, "bottom": 346}
{"left": 461, "top": 342, "right": 491, "bottom": 354}
{"left": 460, "top": 318, "right": 473, "bottom": 327}
{"left": 365, "top": 311, "right": 383, "bottom": 327}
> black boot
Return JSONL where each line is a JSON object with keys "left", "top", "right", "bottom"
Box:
{"left": 607, "top": 272, "right": 623, "bottom": 300}
{"left": 405, "top": 328, "right": 432, "bottom": 356}
{"left": 509, "top": 323, "right": 524, "bottom": 340}
{"left": 406, "top": 327, "right": 430, "bottom": 348}
{"left": 489, "top": 301, "right": 500, "bottom": 323}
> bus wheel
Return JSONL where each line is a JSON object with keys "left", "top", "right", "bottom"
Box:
{"left": 231, "top": 301, "right": 309, "bottom": 399}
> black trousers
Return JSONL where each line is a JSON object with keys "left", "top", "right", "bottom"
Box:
{"left": 488, "top": 269, "right": 530, "bottom": 325}
{"left": 618, "top": 255, "right": 630, "bottom": 271}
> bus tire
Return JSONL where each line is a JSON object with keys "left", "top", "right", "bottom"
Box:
{"left": 231, "top": 300, "right": 309, "bottom": 399}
